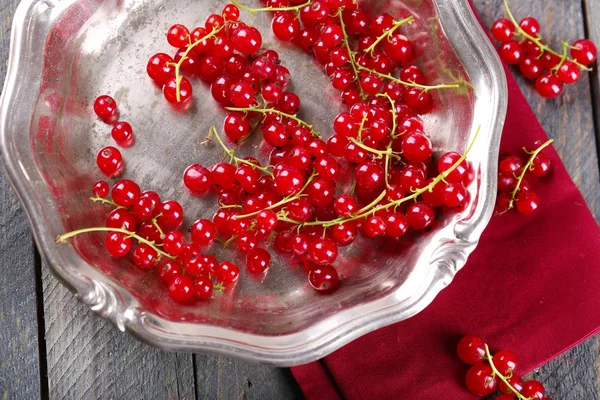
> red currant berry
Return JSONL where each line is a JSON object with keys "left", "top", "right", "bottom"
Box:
{"left": 111, "top": 179, "right": 141, "bottom": 207}
{"left": 133, "top": 244, "right": 158, "bottom": 269}
{"left": 520, "top": 55, "right": 543, "bottom": 80}
{"left": 306, "top": 178, "right": 335, "bottom": 207}
{"left": 287, "top": 197, "right": 312, "bottom": 222}
{"left": 94, "top": 95, "right": 118, "bottom": 121}
{"left": 321, "top": 23, "right": 343, "bottom": 47}
{"left": 133, "top": 190, "right": 161, "bottom": 220}
{"left": 362, "top": 216, "right": 386, "bottom": 238}
{"left": 531, "top": 153, "right": 551, "bottom": 177}
{"left": 272, "top": 12, "right": 301, "bottom": 41}
{"left": 229, "top": 82, "right": 255, "bottom": 108}
{"left": 105, "top": 232, "right": 132, "bottom": 257}
{"left": 441, "top": 182, "right": 467, "bottom": 207}
{"left": 499, "top": 155, "right": 524, "bottom": 175}
{"left": 193, "top": 276, "right": 214, "bottom": 299}
{"left": 158, "top": 261, "right": 182, "bottom": 284}
{"left": 385, "top": 213, "right": 408, "bottom": 238}
{"left": 168, "top": 275, "right": 194, "bottom": 303}
{"left": 246, "top": 248, "right": 271, "bottom": 274}
{"left": 491, "top": 18, "right": 515, "bottom": 42}
{"left": 492, "top": 350, "right": 518, "bottom": 375}
{"left": 406, "top": 202, "right": 434, "bottom": 230}
{"left": 401, "top": 132, "right": 432, "bottom": 162}
{"left": 330, "top": 221, "right": 357, "bottom": 246}
{"left": 535, "top": 73, "right": 563, "bottom": 98}
{"left": 556, "top": 60, "right": 581, "bottom": 84}
{"left": 291, "top": 234, "right": 310, "bottom": 256}
{"left": 274, "top": 165, "right": 304, "bottom": 196}
{"left": 309, "top": 237, "right": 338, "bottom": 265}
{"left": 499, "top": 40, "right": 523, "bottom": 64}
{"left": 343, "top": 9, "right": 369, "bottom": 36}
{"left": 334, "top": 194, "right": 358, "bottom": 217}
{"left": 278, "top": 91, "right": 300, "bottom": 114}
{"left": 370, "top": 13, "right": 394, "bottom": 37}
{"left": 205, "top": 14, "right": 225, "bottom": 30}
{"left": 197, "top": 55, "right": 224, "bottom": 82}
{"left": 457, "top": 336, "right": 487, "bottom": 364}
{"left": 163, "top": 77, "right": 192, "bottom": 104}
{"left": 355, "top": 162, "right": 385, "bottom": 191}
{"left": 111, "top": 121, "right": 134, "bottom": 147}
{"left": 404, "top": 88, "right": 432, "bottom": 110}
{"left": 500, "top": 375, "right": 524, "bottom": 396}
{"left": 157, "top": 200, "right": 184, "bottom": 230}
{"left": 438, "top": 152, "right": 468, "bottom": 183}
{"left": 167, "top": 24, "right": 190, "bottom": 48}
{"left": 288, "top": 146, "right": 312, "bottom": 171}
{"left": 263, "top": 122, "right": 288, "bottom": 147}
{"left": 314, "top": 156, "right": 340, "bottom": 181}
{"left": 522, "top": 39, "right": 543, "bottom": 57}
{"left": 308, "top": 264, "right": 339, "bottom": 291}
{"left": 92, "top": 180, "right": 109, "bottom": 198}
{"left": 515, "top": 190, "right": 540, "bottom": 215}
{"left": 210, "top": 162, "right": 237, "bottom": 190}
{"left": 400, "top": 65, "right": 425, "bottom": 84}
{"left": 216, "top": 261, "right": 240, "bottom": 283}
{"left": 262, "top": 83, "right": 283, "bottom": 103}
{"left": 519, "top": 17, "right": 540, "bottom": 36}
{"left": 384, "top": 34, "right": 413, "bottom": 63}
{"left": 163, "top": 230, "right": 185, "bottom": 256}
{"left": 224, "top": 112, "right": 251, "bottom": 141}
{"left": 147, "top": 53, "right": 175, "bottom": 84}
{"left": 139, "top": 222, "right": 163, "bottom": 243}
{"left": 106, "top": 208, "right": 137, "bottom": 232}
{"left": 256, "top": 209, "right": 278, "bottom": 232}
{"left": 231, "top": 25, "right": 262, "bottom": 54}
{"left": 571, "top": 39, "right": 597, "bottom": 66}
{"left": 183, "top": 164, "right": 212, "bottom": 194}
{"left": 495, "top": 191, "right": 512, "bottom": 213}
{"left": 190, "top": 219, "right": 217, "bottom": 246}
{"left": 465, "top": 363, "right": 498, "bottom": 396}
{"left": 521, "top": 380, "right": 545, "bottom": 400}
{"left": 222, "top": 4, "right": 240, "bottom": 21}
{"left": 542, "top": 52, "right": 561, "bottom": 70}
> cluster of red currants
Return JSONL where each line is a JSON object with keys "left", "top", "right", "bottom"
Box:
{"left": 491, "top": 1, "right": 597, "bottom": 98}
{"left": 457, "top": 335, "right": 550, "bottom": 399}
{"left": 81, "top": 178, "right": 241, "bottom": 302}
{"left": 495, "top": 140, "right": 552, "bottom": 215}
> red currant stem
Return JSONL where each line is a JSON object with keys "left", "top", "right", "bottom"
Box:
{"left": 235, "top": 172, "right": 318, "bottom": 220}
{"left": 173, "top": 26, "right": 223, "bottom": 102}
{"left": 225, "top": 106, "right": 322, "bottom": 138}
{"left": 551, "top": 41, "right": 570, "bottom": 72}
{"left": 357, "top": 66, "right": 461, "bottom": 91}
{"left": 376, "top": 92, "right": 398, "bottom": 136}
{"left": 208, "top": 126, "right": 275, "bottom": 177}
{"left": 349, "top": 137, "right": 398, "bottom": 159}
{"left": 364, "top": 16, "right": 415, "bottom": 55}
{"left": 213, "top": 282, "right": 225, "bottom": 291}
{"left": 357, "top": 113, "right": 368, "bottom": 141}
{"left": 56, "top": 227, "right": 176, "bottom": 260}
{"left": 384, "top": 141, "right": 393, "bottom": 189}
{"left": 508, "top": 138, "right": 553, "bottom": 209}
{"left": 151, "top": 213, "right": 166, "bottom": 238}
{"left": 348, "top": 179, "right": 356, "bottom": 196}
{"left": 231, "top": 0, "right": 311, "bottom": 18}
{"left": 219, "top": 203, "right": 243, "bottom": 209}
{"left": 484, "top": 345, "right": 529, "bottom": 400}
{"left": 336, "top": 8, "right": 367, "bottom": 100}
{"left": 288, "top": 126, "right": 480, "bottom": 227}
{"left": 502, "top": 0, "right": 591, "bottom": 71}
{"left": 221, "top": 235, "right": 238, "bottom": 248}
{"left": 90, "top": 196, "right": 121, "bottom": 208}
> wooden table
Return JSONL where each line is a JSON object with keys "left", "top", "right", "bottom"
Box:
{"left": 1, "top": 0, "right": 599, "bottom": 398}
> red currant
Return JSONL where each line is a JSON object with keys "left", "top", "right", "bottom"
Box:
{"left": 106, "top": 208, "right": 136, "bottom": 232}
{"left": 519, "top": 17, "right": 540, "bottom": 36}
{"left": 535, "top": 73, "right": 563, "bottom": 98}
{"left": 521, "top": 380, "right": 545, "bottom": 400}
{"left": 105, "top": 232, "right": 132, "bottom": 257}
{"left": 308, "top": 264, "right": 339, "bottom": 291}
{"left": 231, "top": 25, "right": 262, "bottom": 54}
{"left": 158, "top": 261, "right": 182, "bottom": 284}
{"left": 94, "top": 95, "right": 118, "bottom": 121}
{"left": 515, "top": 190, "right": 540, "bottom": 215}
{"left": 437, "top": 152, "right": 468, "bottom": 183}
{"left": 163, "top": 230, "right": 185, "bottom": 256}
{"left": 465, "top": 363, "right": 498, "bottom": 396}
{"left": 190, "top": 219, "right": 217, "bottom": 246}
{"left": 499, "top": 40, "right": 523, "bottom": 64}
{"left": 406, "top": 202, "right": 434, "bottom": 230}
{"left": 520, "top": 56, "right": 543, "bottom": 80}
{"left": 169, "top": 275, "right": 194, "bottom": 303}
{"left": 246, "top": 248, "right": 271, "bottom": 274}
{"left": 492, "top": 350, "right": 518, "bottom": 375}
{"left": 92, "top": 180, "right": 109, "bottom": 198}
{"left": 309, "top": 237, "right": 338, "bottom": 265}
{"left": 216, "top": 261, "right": 240, "bottom": 283}
{"left": 531, "top": 153, "right": 551, "bottom": 177}
{"left": 147, "top": 53, "right": 175, "bottom": 84}
{"left": 222, "top": 4, "right": 240, "bottom": 21}
{"left": 491, "top": 18, "right": 515, "bottom": 42}
{"left": 111, "top": 121, "right": 134, "bottom": 147}
{"left": 163, "top": 77, "right": 193, "bottom": 104}
{"left": 111, "top": 179, "right": 141, "bottom": 207}
{"left": 456, "top": 335, "right": 486, "bottom": 365}
{"left": 167, "top": 24, "right": 190, "bottom": 48}
{"left": 184, "top": 164, "right": 212, "bottom": 194}
{"left": 571, "top": 39, "right": 597, "bottom": 66}
{"left": 133, "top": 244, "right": 158, "bottom": 269}
{"left": 133, "top": 190, "right": 161, "bottom": 220}
{"left": 157, "top": 200, "right": 184, "bottom": 230}
{"left": 193, "top": 276, "right": 214, "bottom": 299}
{"left": 556, "top": 61, "right": 581, "bottom": 84}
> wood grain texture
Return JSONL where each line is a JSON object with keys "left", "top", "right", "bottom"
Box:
{"left": 584, "top": 0, "right": 600, "bottom": 161}
{"left": 194, "top": 354, "right": 303, "bottom": 400}
{"left": 0, "top": 0, "right": 44, "bottom": 398}
{"left": 42, "top": 265, "right": 196, "bottom": 399}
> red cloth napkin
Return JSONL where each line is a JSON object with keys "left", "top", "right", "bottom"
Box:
{"left": 291, "top": 6, "right": 600, "bottom": 400}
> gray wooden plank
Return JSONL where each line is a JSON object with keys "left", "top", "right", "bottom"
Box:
{"left": 194, "top": 354, "right": 303, "bottom": 400}
{"left": 583, "top": 0, "right": 600, "bottom": 163}
{"left": 475, "top": 1, "right": 600, "bottom": 399}
{"left": 42, "top": 264, "right": 196, "bottom": 399}
{"left": 0, "top": 0, "right": 44, "bottom": 397}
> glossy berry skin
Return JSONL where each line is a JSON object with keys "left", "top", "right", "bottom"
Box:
{"left": 272, "top": 12, "right": 300, "bottom": 41}
{"left": 519, "top": 17, "right": 540, "bottom": 36}
{"left": 222, "top": 4, "right": 240, "bottom": 21}
{"left": 355, "top": 162, "right": 385, "bottom": 191}
{"left": 465, "top": 363, "right": 498, "bottom": 397}
{"left": 184, "top": 164, "right": 213, "bottom": 194}
{"left": 236, "top": 231, "right": 259, "bottom": 253}
{"left": 262, "top": 83, "right": 283, "bottom": 103}
{"left": 535, "top": 73, "right": 563, "bottom": 99}
{"left": 278, "top": 92, "right": 300, "bottom": 114}
{"left": 97, "top": 146, "right": 123, "bottom": 177}
{"left": 106, "top": 208, "right": 137, "bottom": 232}
{"left": 571, "top": 39, "right": 598, "bottom": 66}
{"left": 308, "top": 264, "right": 339, "bottom": 291}
{"left": 105, "top": 232, "right": 131, "bottom": 257}
{"left": 224, "top": 112, "right": 251, "bottom": 141}
{"left": 491, "top": 18, "right": 515, "bottom": 42}
{"left": 274, "top": 165, "right": 304, "bottom": 196}
{"left": 111, "top": 121, "right": 134, "bottom": 147}
{"left": 531, "top": 153, "right": 551, "bottom": 177}
{"left": 499, "top": 155, "right": 524, "bottom": 175}
{"left": 111, "top": 179, "right": 141, "bottom": 207}
{"left": 457, "top": 335, "right": 486, "bottom": 365}
{"left": 168, "top": 275, "right": 194, "bottom": 303}
{"left": 158, "top": 261, "right": 182, "bottom": 284}
{"left": 521, "top": 380, "right": 545, "bottom": 400}
{"left": 193, "top": 276, "right": 213, "bottom": 299}
{"left": 133, "top": 191, "right": 161, "bottom": 220}
{"left": 500, "top": 375, "right": 524, "bottom": 396}
{"left": 315, "top": 156, "right": 340, "bottom": 181}
{"left": 515, "top": 190, "right": 540, "bottom": 215}
{"left": 309, "top": 237, "right": 338, "bottom": 265}
{"left": 229, "top": 82, "right": 255, "bottom": 107}
{"left": 362, "top": 216, "right": 387, "bottom": 238}
{"left": 190, "top": 219, "right": 217, "bottom": 246}
{"left": 499, "top": 41, "right": 523, "bottom": 64}
{"left": 231, "top": 25, "right": 262, "bottom": 54}
{"left": 330, "top": 221, "right": 357, "bottom": 246}
{"left": 163, "top": 77, "right": 193, "bottom": 104}
{"left": 406, "top": 202, "right": 434, "bottom": 230}
{"left": 133, "top": 244, "right": 158, "bottom": 269}
{"left": 94, "top": 95, "right": 117, "bottom": 121}
{"left": 404, "top": 88, "right": 431, "bottom": 110}
{"left": 147, "top": 53, "right": 175, "bottom": 84}
{"left": 438, "top": 152, "right": 468, "bottom": 183}
{"left": 492, "top": 350, "right": 518, "bottom": 375}
{"left": 92, "top": 180, "right": 109, "bottom": 198}
{"left": 441, "top": 182, "right": 467, "bottom": 207}
{"left": 167, "top": 24, "right": 190, "bottom": 48}
{"left": 163, "top": 231, "right": 185, "bottom": 256}
{"left": 520, "top": 56, "right": 543, "bottom": 80}
{"left": 384, "top": 34, "right": 413, "bottom": 63}
{"left": 556, "top": 61, "right": 581, "bottom": 84}
{"left": 157, "top": 200, "right": 184, "bottom": 230}
{"left": 256, "top": 209, "right": 278, "bottom": 232}
{"left": 385, "top": 213, "right": 408, "bottom": 238}
{"left": 216, "top": 261, "right": 240, "bottom": 283}
{"left": 334, "top": 195, "right": 358, "bottom": 217}
{"left": 291, "top": 234, "right": 311, "bottom": 256}
{"left": 246, "top": 248, "right": 271, "bottom": 274}
{"left": 401, "top": 132, "right": 432, "bottom": 162}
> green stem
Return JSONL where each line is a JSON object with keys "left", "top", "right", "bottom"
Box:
{"left": 172, "top": 27, "right": 223, "bottom": 102}
{"left": 209, "top": 126, "right": 274, "bottom": 177}
{"left": 503, "top": 0, "right": 591, "bottom": 71}
{"left": 90, "top": 196, "right": 120, "bottom": 208}
{"left": 225, "top": 106, "right": 321, "bottom": 138}
{"left": 151, "top": 213, "right": 165, "bottom": 238}
{"left": 337, "top": 9, "right": 367, "bottom": 100}
{"left": 484, "top": 345, "right": 529, "bottom": 400}
{"left": 377, "top": 92, "right": 398, "bottom": 137}
{"left": 509, "top": 139, "right": 554, "bottom": 209}
{"left": 349, "top": 137, "right": 395, "bottom": 158}
{"left": 57, "top": 227, "right": 176, "bottom": 260}
{"left": 357, "top": 66, "right": 460, "bottom": 91}
{"left": 364, "top": 16, "right": 415, "bottom": 54}
{"left": 232, "top": 0, "right": 311, "bottom": 17}
{"left": 357, "top": 113, "right": 368, "bottom": 141}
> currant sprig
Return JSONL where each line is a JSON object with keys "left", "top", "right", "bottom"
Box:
{"left": 363, "top": 16, "right": 415, "bottom": 55}
{"left": 358, "top": 67, "right": 461, "bottom": 91}
{"left": 90, "top": 196, "right": 120, "bottom": 207}
{"left": 336, "top": 8, "right": 367, "bottom": 100}
{"left": 225, "top": 106, "right": 322, "bottom": 138}
{"left": 171, "top": 26, "right": 223, "bottom": 102}
{"left": 231, "top": 0, "right": 311, "bottom": 18}
{"left": 57, "top": 227, "right": 177, "bottom": 261}
{"left": 508, "top": 138, "right": 553, "bottom": 209}
{"left": 483, "top": 345, "right": 529, "bottom": 400}
{"left": 502, "top": 0, "right": 591, "bottom": 71}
